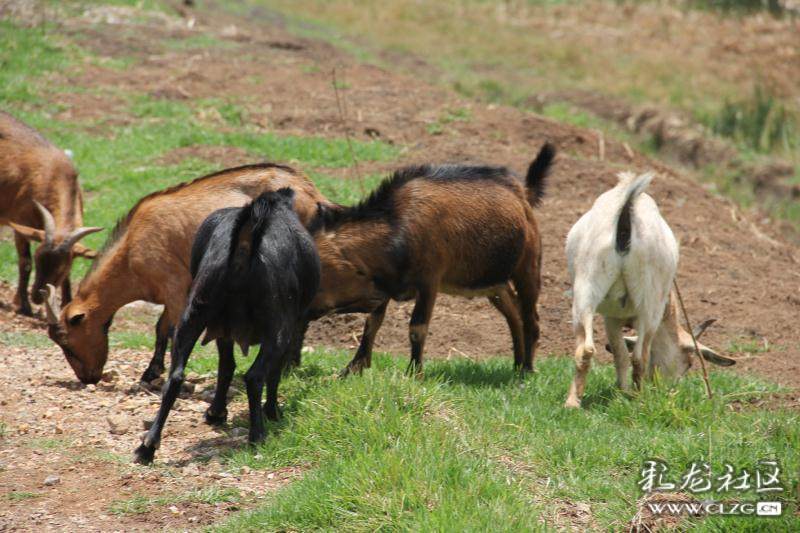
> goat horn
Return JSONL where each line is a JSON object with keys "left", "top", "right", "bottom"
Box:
{"left": 42, "top": 284, "right": 61, "bottom": 325}
{"left": 59, "top": 226, "right": 103, "bottom": 253}
{"left": 33, "top": 201, "right": 56, "bottom": 247}
{"left": 692, "top": 318, "right": 716, "bottom": 340}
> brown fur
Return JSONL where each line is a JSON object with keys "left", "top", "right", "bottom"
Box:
{"left": 309, "top": 150, "right": 554, "bottom": 375}
{"left": 0, "top": 111, "right": 92, "bottom": 314}
{"left": 46, "top": 163, "right": 331, "bottom": 383}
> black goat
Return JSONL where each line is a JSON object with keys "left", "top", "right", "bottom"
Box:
{"left": 134, "top": 188, "right": 321, "bottom": 464}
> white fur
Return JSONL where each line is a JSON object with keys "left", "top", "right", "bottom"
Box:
{"left": 564, "top": 172, "right": 679, "bottom": 406}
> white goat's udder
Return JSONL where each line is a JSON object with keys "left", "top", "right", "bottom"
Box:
{"left": 596, "top": 277, "right": 636, "bottom": 318}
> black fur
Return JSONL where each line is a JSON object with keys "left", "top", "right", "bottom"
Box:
{"left": 310, "top": 164, "right": 515, "bottom": 232}
{"left": 134, "top": 188, "right": 321, "bottom": 464}
{"left": 616, "top": 187, "right": 635, "bottom": 255}
{"left": 525, "top": 142, "right": 555, "bottom": 207}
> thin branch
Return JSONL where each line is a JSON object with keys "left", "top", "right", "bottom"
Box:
{"left": 673, "top": 279, "right": 713, "bottom": 399}
{"left": 331, "top": 67, "right": 364, "bottom": 194}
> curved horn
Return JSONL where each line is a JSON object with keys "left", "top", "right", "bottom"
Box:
{"left": 59, "top": 226, "right": 103, "bottom": 253}
{"left": 692, "top": 318, "right": 716, "bottom": 340}
{"left": 33, "top": 201, "right": 56, "bottom": 247}
{"left": 41, "top": 284, "right": 61, "bottom": 325}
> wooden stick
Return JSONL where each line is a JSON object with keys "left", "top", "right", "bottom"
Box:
{"left": 673, "top": 279, "right": 713, "bottom": 399}
{"left": 331, "top": 67, "right": 364, "bottom": 194}
{"left": 597, "top": 130, "right": 605, "bottom": 161}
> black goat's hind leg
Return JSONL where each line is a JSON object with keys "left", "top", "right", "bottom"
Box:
{"left": 204, "top": 339, "right": 236, "bottom": 426}
{"left": 134, "top": 311, "right": 204, "bottom": 465}
{"left": 262, "top": 349, "right": 285, "bottom": 422}
{"left": 140, "top": 311, "right": 173, "bottom": 383}
{"left": 244, "top": 342, "right": 271, "bottom": 444}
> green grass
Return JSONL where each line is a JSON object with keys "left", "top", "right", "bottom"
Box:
{"left": 179, "top": 352, "right": 800, "bottom": 531}
{"left": 0, "top": 331, "right": 54, "bottom": 349}
{"left": 5, "top": 491, "right": 42, "bottom": 502}
{"left": 0, "top": 21, "right": 80, "bottom": 105}
{"left": 727, "top": 336, "right": 771, "bottom": 356}
{"left": 109, "top": 487, "right": 241, "bottom": 515}
{"left": 707, "top": 87, "right": 798, "bottom": 155}
{"left": 685, "top": 0, "right": 787, "bottom": 15}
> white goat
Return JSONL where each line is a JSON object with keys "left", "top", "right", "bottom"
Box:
{"left": 564, "top": 172, "right": 734, "bottom": 408}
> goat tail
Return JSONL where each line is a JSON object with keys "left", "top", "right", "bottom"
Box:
{"left": 525, "top": 142, "right": 556, "bottom": 207}
{"left": 229, "top": 193, "right": 274, "bottom": 272}
{"left": 615, "top": 171, "right": 654, "bottom": 254}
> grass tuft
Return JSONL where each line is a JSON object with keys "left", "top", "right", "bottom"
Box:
{"left": 710, "top": 86, "right": 798, "bottom": 154}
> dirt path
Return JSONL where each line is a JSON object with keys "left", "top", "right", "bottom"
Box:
{"left": 1, "top": 1, "right": 799, "bottom": 530}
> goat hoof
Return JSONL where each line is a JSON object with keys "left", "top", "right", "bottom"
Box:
{"left": 263, "top": 404, "right": 282, "bottom": 422}
{"left": 204, "top": 407, "right": 228, "bottom": 426}
{"left": 564, "top": 397, "right": 581, "bottom": 409}
{"left": 15, "top": 304, "right": 33, "bottom": 317}
{"left": 133, "top": 444, "right": 156, "bottom": 465}
{"left": 139, "top": 367, "right": 164, "bottom": 385}
{"left": 248, "top": 430, "right": 266, "bottom": 444}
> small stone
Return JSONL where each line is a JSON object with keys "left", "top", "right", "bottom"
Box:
{"left": 142, "top": 419, "right": 153, "bottom": 430}
{"left": 301, "top": 346, "right": 314, "bottom": 354}
{"left": 43, "top": 475, "right": 60, "bottom": 486}
{"left": 168, "top": 505, "right": 180, "bottom": 514}
{"left": 54, "top": 423, "right": 63, "bottom": 435}
{"left": 107, "top": 416, "right": 128, "bottom": 435}
{"left": 85, "top": 384, "right": 96, "bottom": 392}
{"left": 201, "top": 389, "right": 215, "bottom": 403}
{"left": 266, "top": 472, "right": 275, "bottom": 480}
{"left": 229, "top": 427, "right": 247, "bottom": 438}
{"left": 240, "top": 466, "right": 251, "bottom": 475}
{"left": 101, "top": 370, "right": 119, "bottom": 383}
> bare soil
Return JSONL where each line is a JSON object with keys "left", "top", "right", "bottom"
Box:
{"left": 1, "top": 1, "right": 799, "bottom": 530}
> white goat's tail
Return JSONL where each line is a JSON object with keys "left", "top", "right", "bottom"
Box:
{"left": 615, "top": 172, "right": 654, "bottom": 255}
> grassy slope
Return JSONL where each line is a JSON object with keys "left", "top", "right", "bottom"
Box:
{"left": 1, "top": 7, "right": 798, "bottom": 531}
{"left": 0, "top": 20, "right": 397, "bottom": 281}
{"left": 253, "top": 0, "right": 800, "bottom": 230}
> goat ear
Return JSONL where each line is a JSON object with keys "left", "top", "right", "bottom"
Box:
{"left": 310, "top": 202, "right": 330, "bottom": 232}
{"left": 72, "top": 243, "right": 98, "bottom": 259}
{"left": 700, "top": 347, "right": 736, "bottom": 367}
{"left": 8, "top": 222, "right": 45, "bottom": 243}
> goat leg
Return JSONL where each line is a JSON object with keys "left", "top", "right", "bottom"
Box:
{"left": 488, "top": 288, "right": 524, "bottom": 369}
{"left": 262, "top": 349, "right": 285, "bottom": 422}
{"left": 512, "top": 267, "right": 541, "bottom": 373}
{"left": 204, "top": 338, "right": 235, "bottom": 426}
{"left": 134, "top": 311, "right": 204, "bottom": 465}
{"left": 244, "top": 343, "right": 271, "bottom": 443}
{"left": 406, "top": 286, "right": 437, "bottom": 376}
{"left": 140, "top": 312, "right": 172, "bottom": 383}
{"left": 341, "top": 301, "right": 388, "bottom": 377}
{"left": 13, "top": 233, "right": 33, "bottom": 316}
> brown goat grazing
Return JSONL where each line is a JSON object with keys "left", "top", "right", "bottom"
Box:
{"left": 43, "top": 163, "right": 331, "bottom": 384}
{"left": 309, "top": 143, "right": 556, "bottom": 375}
{"left": 0, "top": 111, "right": 100, "bottom": 315}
